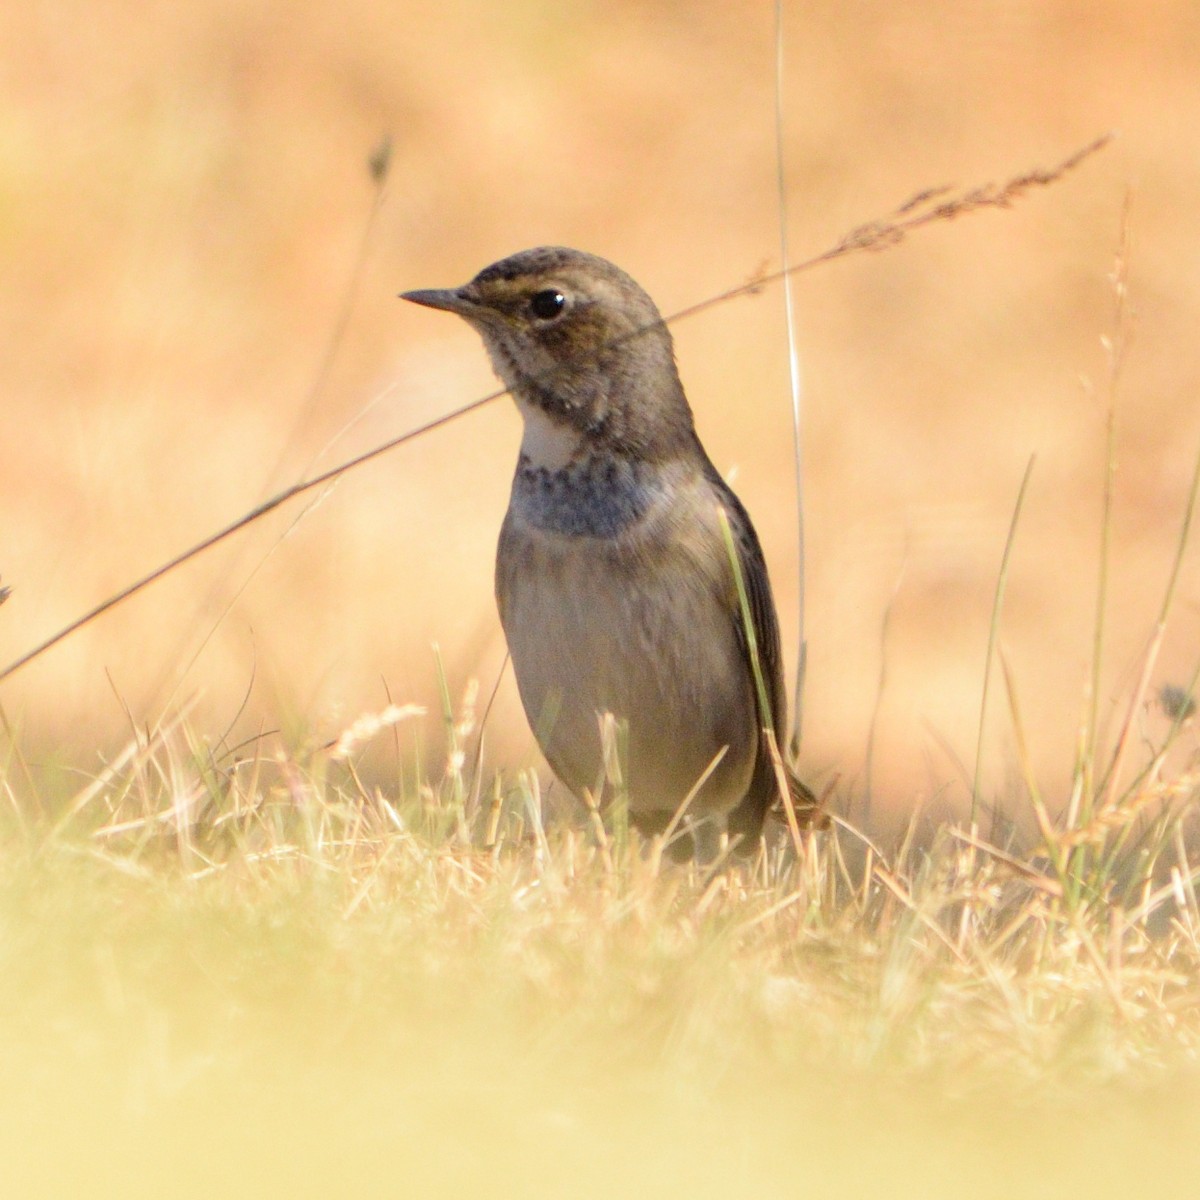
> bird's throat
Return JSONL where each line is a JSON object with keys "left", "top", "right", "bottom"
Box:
{"left": 516, "top": 398, "right": 586, "bottom": 471}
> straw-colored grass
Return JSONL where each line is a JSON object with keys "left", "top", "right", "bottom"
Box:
{"left": 2, "top": 678, "right": 1198, "bottom": 1197}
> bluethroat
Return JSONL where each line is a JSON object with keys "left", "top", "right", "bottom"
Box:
{"left": 403, "top": 247, "right": 820, "bottom": 853}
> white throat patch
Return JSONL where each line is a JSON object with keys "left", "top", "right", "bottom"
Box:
{"left": 516, "top": 398, "right": 584, "bottom": 471}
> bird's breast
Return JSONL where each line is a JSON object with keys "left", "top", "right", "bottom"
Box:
{"left": 495, "top": 459, "right": 757, "bottom": 816}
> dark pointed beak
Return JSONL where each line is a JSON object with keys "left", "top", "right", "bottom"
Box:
{"left": 399, "top": 286, "right": 477, "bottom": 316}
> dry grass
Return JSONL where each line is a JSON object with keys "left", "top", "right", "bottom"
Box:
{"left": 2, "top": 680, "right": 1199, "bottom": 1195}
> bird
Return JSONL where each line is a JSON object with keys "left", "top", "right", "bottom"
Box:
{"left": 402, "top": 246, "right": 821, "bottom": 855}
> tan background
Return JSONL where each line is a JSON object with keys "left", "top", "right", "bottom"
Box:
{"left": 2, "top": 1, "right": 1198, "bottom": 823}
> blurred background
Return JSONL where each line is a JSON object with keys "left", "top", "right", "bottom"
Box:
{"left": 2, "top": 0, "right": 1198, "bottom": 823}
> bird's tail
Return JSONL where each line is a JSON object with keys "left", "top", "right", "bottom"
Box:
{"left": 782, "top": 768, "right": 830, "bottom": 831}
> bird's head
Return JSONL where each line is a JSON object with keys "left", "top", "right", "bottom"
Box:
{"left": 402, "top": 247, "right": 695, "bottom": 460}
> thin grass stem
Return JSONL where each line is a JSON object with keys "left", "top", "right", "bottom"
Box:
{"left": 972, "top": 454, "right": 1036, "bottom": 823}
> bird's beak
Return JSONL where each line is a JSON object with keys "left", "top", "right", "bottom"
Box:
{"left": 399, "top": 286, "right": 477, "bottom": 316}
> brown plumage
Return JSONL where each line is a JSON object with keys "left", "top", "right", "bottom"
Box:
{"left": 403, "top": 247, "right": 821, "bottom": 853}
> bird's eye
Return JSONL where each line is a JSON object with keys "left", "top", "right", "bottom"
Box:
{"left": 529, "top": 289, "right": 566, "bottom": 320}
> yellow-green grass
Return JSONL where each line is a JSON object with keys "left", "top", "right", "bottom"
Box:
{"left": 2, "top": 696, "right": 1198, "bottom": 1198}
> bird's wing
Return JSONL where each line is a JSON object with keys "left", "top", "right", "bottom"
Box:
{"left": 704, "top": 460, "right": 825, "bottom": 839}
{"left": 702, "top": 463, "right": 788, "bottom": 747}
